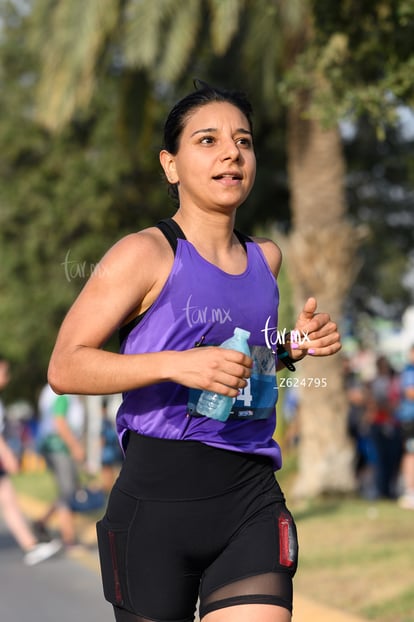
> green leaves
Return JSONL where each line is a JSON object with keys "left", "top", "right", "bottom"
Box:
{"left": 208, "top": 0, "right": 244, "bottom": 54}
{"left": 123, "top": 0, "right": 175, "bottom": 69}
{"left": 30, "top": 0, "right": 119, "bottom": 130}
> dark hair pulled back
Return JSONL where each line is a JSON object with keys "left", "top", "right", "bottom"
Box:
{"left": 163, "top": 79, "right": 253, "bottom": 201}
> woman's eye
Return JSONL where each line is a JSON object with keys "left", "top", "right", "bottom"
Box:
{"left": 200, "top": 136, "right": 215, "bottom": 144}
{"left": 198, "top": 135, "right": 252, "bottom": 147}
{"left": 236, "top": 137, "right": 252, "bottom": 147}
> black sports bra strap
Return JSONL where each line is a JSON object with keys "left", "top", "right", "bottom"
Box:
{"left": 157, "top": 218, "right": 186, "bottom": 253}
{"left": 157, "top": 218, "right": 252, "bottom": 254}
{"left": 234, "top": 229, "right": 252, "bottom": 251}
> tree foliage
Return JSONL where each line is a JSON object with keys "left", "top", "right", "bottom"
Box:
{"left": 29, "top": 0, "right": 248, "bottom": 130}
{"left": 0, "top": 3, "right": 169, "bottom": 400}
{"left": 0, "top": 1, "right": 289, "bottom": 401}
{"left": 344, "top": 118, "right": 414, "bottom": 319}
{"left": 278, "top": 0, "right": 414, "bottom": 130}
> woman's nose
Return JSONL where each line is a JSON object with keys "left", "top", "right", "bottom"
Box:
{"left": 220, "top": 140, "right": 240, "bottom": 161}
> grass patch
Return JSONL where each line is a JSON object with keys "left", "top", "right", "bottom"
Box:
{"left": 363, "top": 586, "right": 414, "bottom": 622}
{"left": 12, "top": 469, "right": 57, "bottom": 503}
{"left": 279, "top": 454, "right": 414, "bottom": 622}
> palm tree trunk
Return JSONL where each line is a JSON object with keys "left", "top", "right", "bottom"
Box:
{"left": 286, "top": 95, "right": 359, "bottom": 498}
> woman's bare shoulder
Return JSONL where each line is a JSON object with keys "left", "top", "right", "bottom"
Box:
{"left": 107, "top": 226, "right": 172, "bottom": 260}
{"left": 53, "top": 226, "right": 174, "bottom": 348}
{"left": 97, "top": 226, "right": 173, "bottom": 278}
{"left": 251, "top": 235, "right": 283, "bottom": 277}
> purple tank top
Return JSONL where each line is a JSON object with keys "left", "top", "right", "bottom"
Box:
{"left": 117, "top": 230, "right": 282, "bottom": 471}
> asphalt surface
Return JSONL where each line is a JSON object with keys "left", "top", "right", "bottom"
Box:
{"left": 0, "top": 518, "right": 113, "bottom": 622}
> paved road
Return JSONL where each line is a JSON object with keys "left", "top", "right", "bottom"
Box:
{"left": 0, "top": 519, "right": 113, "bottom": 622}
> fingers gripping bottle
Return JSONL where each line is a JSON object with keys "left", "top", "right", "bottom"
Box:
{"left": 196, "top": 327, "right": 251, "bottom": 421}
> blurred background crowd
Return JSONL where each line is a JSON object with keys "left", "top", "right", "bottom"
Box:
{"left": 1, "top": 380, "right": 123, "bottom": 498}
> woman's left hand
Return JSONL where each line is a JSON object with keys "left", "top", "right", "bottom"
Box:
{"left": 288, "top": 297, "right": 342, "bottom": 360}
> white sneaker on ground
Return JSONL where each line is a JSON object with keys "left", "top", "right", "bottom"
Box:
{"left": 24, "top": 539, "right": 63, "bottom": 566}
{"left": 398, "top": 494, "right": 414, "bottom": 510}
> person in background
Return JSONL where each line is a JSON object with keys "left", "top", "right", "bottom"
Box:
{"left": 366, "top": 355, "right": 402, "bottom": 499}
{"left": 343, "top": 356, "right": 372, "bottom": 497}
{"left": 100, "top": 397, "right": 123, "bottom": 493}
{"left": 35, "top": 383, "right": 85, "bottom": 548}
{"left": 0, "top": 354, "right": 61, "bottom": 565}
{"left": 280, "top": 384, "right": 300, "bottom": 450}
{"left": 397, "top": 344, "right": 414, "bottom": 509}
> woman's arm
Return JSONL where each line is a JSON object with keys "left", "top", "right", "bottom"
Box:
{"left": 255, "top": 237, "right": 341, "bottom": 366}
{"left": 48, "top": 229, "right": 170, "bottom": 395}
{"left": 49, "top": 229, "right": 252, "bottom": 397}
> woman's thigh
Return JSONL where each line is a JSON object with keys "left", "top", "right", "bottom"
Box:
{"left": 202, "top": 603, "right": 291, "bottom": 622}
{"left": 198, "top": 495, "right": 298, "bottom": 620}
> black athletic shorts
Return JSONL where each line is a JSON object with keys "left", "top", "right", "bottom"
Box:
{"left": 96, "top": 433, "right": 298, "bottom": 622}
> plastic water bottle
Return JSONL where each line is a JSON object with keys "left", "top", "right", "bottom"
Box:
{"left": 196, "top": 327, "right": 251, "bottom": 421}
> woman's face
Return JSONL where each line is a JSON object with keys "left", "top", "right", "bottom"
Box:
{"left": 160, "top": 101, "right": 256, "bottom": 213}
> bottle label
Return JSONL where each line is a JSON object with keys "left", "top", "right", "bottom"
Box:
{"left": 187, "top": 345, "right": 277, "bottom": 420}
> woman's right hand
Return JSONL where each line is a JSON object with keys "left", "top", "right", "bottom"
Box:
{"left": 166, "top": 347, "right": 253, "bottom": 397}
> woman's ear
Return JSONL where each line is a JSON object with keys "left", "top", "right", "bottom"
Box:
{"left": 159, "top": 150, "right": 179, "bottom": 184}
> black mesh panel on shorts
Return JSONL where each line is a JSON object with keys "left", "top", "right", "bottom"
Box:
{"left": 113, "top": 605, "right": 194, "bottom": 622}
{"left": 199, "top": 572, "right": 292, "bottom": 619}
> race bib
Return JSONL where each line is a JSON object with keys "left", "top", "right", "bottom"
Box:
{"left": 187, "top": 345, "right": 277, "bottom": 421}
